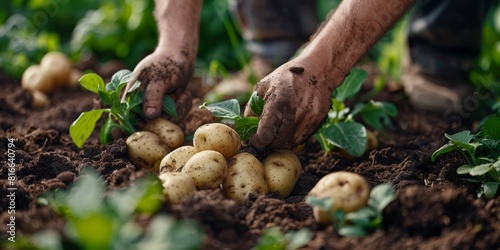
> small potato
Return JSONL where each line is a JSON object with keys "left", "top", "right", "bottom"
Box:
{"left": 21, "top": 64, "right": 55, "bottom": 94}
{"left": 159, "top": 146, "right": 197, "bottom": 173}
{"left": 182, "top": 150, "right": 227, "bottom": 189}
{"left": 222, "top": 153, "right": 268, "bottom": 205}
{"left": 193, "top": 123, "right": 241, "bottom": 159}
{"left": 308, "top": 171, "right": 370, "bottom": 224}
{"left": 126, "top": 131, "right": 170, "bottom": 172}
{"left": 31, "top": 89, "right": 50, "bottom": 108}
{"left": 144, "top": 118, "right": 184, "bottom": 150}
{"left": 159, "top": 172, "right": 196, "bottom": 204}
{"left": 40, "top": 51, "right": 72, "bottom": 87}
{"left": 262, "top": 150, "right": 301, "bottom": 198}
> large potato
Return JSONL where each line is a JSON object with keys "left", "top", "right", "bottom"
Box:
{"left": 144, "top": 118, "right": 184, "bottom": 149}
{"left": 21, "top": 64, "right": 55, "bottom": 94}
{"left": 222, "top": 153, "right": 268, "bottom": 205}
{"left": 193, "top": 123, "right": 241, "bottom": 159}
{"left": 126, "top": 131, "right": 170, "bottom": 172}
{"left": 308, "top": 171, "right": 370, "bottom": 224}
{"left": 40, "top": 51, "right": 72, "bottom": 87}
{"left": 262, "top": 150, "right": 301, "bottom": 198}
{"left": 182, "top": 150, "right": 227, "bottom": 189}
{"left": 159, "top": 172, "right": 196, "bottom": 204}
{"left": 159, "top": 146, "right": 197, "bottom": 173}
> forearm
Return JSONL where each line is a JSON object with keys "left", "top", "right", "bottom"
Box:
{"left": 154, "top": 0, "right": 203, "bottom": 55}
{"left": 302, "top": 0, "right": 414, "bottom": 85}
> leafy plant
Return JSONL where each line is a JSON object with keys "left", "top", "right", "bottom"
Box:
{"left": 69, "top": 69, "right": 177, "bottom": 148}
{"left": 31, "top": 168, "right": 203, "bottom": 250}
{"left": 306, "top": 183, "right": 396, "bottom": 237}
{"left": 253, "top": 227, "right": 312, "bottom": 250}
{"left": 199, "top": 91, "right": 264, "bottom": 141}
{"left": 432, "top": 115, "right": 500, "bottom": 198}
{"left": 314, "top": 68, "right": 397, "bottom": 157}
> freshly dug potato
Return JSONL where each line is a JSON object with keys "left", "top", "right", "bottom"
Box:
{"left": 182, "top": 150, "right": 227, "bottom": 189}
{"left": 126, "top": 131, "right": 170, "bottom": 172}
{"left": 159, "top": 146, "right": 197, "bottom": 173}
{"left": 308, "top": 171, "right": 370, "bottom": 224}
{"left": 144, "top": 118, "right": 184, "bottom": 150}
{"left": 262, "top": 150, "right": 301, "bottom": 198}
{"left": 159, "top": 172, "right": 196, "bottom": 204}
{"left": 222, "top": 153, "right": 268, "bottom": 204}
{"left": 40, "top": 51, "right": 72, "bottom": 87}
{"left": 193, "top": 123, "right": 241, "bottom": 159}
{"left": 31, "top": 89, "right": 50, "bottom": 108}
{"left": 21, "top": 64, "right": 55, "bottom": 94}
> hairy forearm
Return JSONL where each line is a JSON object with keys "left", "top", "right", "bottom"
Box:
{"left": 154, "top": 0, "right": 203, "bottom": 53}
{"left": 302, "top": 0, "right": 414, "bottom": 84}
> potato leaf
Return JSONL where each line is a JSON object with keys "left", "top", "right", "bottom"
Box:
{"left": 106, "top": 69, "right": 135, "bottom": 92}
{"left": 338, "top": 225, "right": 368, "bottom": 237}
{"left": 70, "top": 109, "right": 109, "bottom": 148}
{"left": 368, "top": 183, "right": 395, "bottom": 213}
{"left": 249, "top": 91, "right": 265, "bottom": 116}
{"left": 456, "top": 165, "right": 472, "bottom": 175}
{"left": 79, "top": 73, "right": 105, "bottom": 94}
{"left": 431, "top": 143, "right": 459, "bottom": 162}
{"left": 286, "top": 229, "right": 312, "bottom": 250}
{"left": 199, "top": 99, "right": 241, "bottom": 120}
{"left": 332, "top": 68, "right": 367, "bottom": 102}
{"left": 235, "top": 117, "right": 259, "bottom": 141}
{"left": 469, "top": 163, "right": 493, "bottom": 176}
{"left": 483, "top": 182, "right": 499, "bottom": 198}
{"left": 162, "top": 95, "right": 178, "bottom": 118}
{"left": 323, "top": 121, "right": 367, "bottom": 157}
{"left": 352, "top": 101, "right": 397, "bottom": 130}
{"left": 481, "top": 115, "right": 500, "bottom": 140}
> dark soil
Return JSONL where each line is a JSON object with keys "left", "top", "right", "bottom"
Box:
{"left": 1, "top": 69, "right": 499, "bottom": 250}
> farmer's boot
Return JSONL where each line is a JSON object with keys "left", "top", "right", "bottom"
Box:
{"left": 402, "top": 0, "right": 492, "bottom": 112}
{"left": 206, "top": 0, "right": 319, "bottom": 101}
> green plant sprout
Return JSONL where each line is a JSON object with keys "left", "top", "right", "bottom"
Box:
{"left": 31, "top": 168, "right": 203, "bottom": 250}
{"left": 69, "top": 69, "right": 177, "bottom": 148}
{"left": 432, "top": 115, "right": 500, "bottom": 198}
{"left": 253, "top": 227, "right": 312, "bottom": 250}
{"left": 306, "top": 183, "right": 396, "bottom": 237}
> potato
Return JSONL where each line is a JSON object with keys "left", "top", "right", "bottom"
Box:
{"left": 193, "top": 123, "right": 241, "bottom": 159}
{"left": 144, "top": 118, "right": 184, "bottom": 150}
{"left": 308, "top": 171, "right": 370, "bottom": 224}
{"left": 262, "top": 150, "right": 301, "bottom": 198}
{"left": 159, "top": 172, "right": 196, "bottom": 204}
{"left": 40, "top": 51, "right": 72, "bottom": 87}
{"left": 31, "top": 89, "right": 50, "bottom": 108}
{"left": 182, "top": 150, "right": 227, "bottom": 189}
{"left": 68, "top": 68, "right": 83, "bottom": 89}
{"left": 21, "top": 64, "right": 55, "bottom": 94}
{"left": 222, "top": 153, "right": 268, "bottom": 204}
{"left": 126, "top": 131, "right": 170, "bottom": 172}
{"left": 159, "top": 146, "right": 197, "bottom": 173}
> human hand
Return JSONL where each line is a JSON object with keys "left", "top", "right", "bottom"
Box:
{"left": 244, "top": 56, "right": 344, "bottom": 149}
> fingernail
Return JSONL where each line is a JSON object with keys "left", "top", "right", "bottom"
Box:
{"left": 146, "top": 107, "right": 157, "bottom": 117}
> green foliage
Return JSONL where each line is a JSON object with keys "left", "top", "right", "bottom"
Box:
{"left": 199, "top": 91, "right": 264, "bottom": 141}
{"left": 306, "top": 183, "right": 396, "bottom": 237}
{"left": 314, "top": 68, "right": 397, "bottom": 156}
{"left": 432, "top": 115, "right": 500, "bottom": 198}
{"left": 70, "top": 70, "right": 177, "bottom": 148}
{"left": 253, "top": 227, "right": 312, "bottom": 250}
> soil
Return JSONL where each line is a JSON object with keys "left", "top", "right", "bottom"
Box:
{"left": 1, "top": 68, "right": 499, "bottom": 250}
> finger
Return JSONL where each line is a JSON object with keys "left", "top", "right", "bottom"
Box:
{"left": 143, "top": 80, "right": 170, "bottom": 119}
{"left": 268, "top": 103, "right": 296, "bottom": 149}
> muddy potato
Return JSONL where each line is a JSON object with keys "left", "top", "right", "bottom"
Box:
{"left": 193, "top": 123, "right": 241, "bottom": 159}
{"left": 159, "top": 146, "right": 197, "bottom": 173}
{"left": 126, "top": 131, "right": 170, "bottom": 172}
{"left": 262, "top": 150, "right": 301, "bottom": 198}
{"left": 222, "top": 153, "right": 268, "bottom": 204}
{"left": 21, "top": 65, "right": 55, "bottom": 94}
{"left": 144, "top": 118, "right": 184, "bottom": 149}
{"left": 182, "top": 150, "right": 227, "bottom": 189}
{"left": 308, "top": 171, "right": 370, "bottom": 224}
{"left": 159, "top": 172, "right": 196, "bottom": 204}
{"left": 40, "top": 51, "right": 72, "bottom": 87}
{"left": 31, "top": 89, "right": 50, "bottom": 108}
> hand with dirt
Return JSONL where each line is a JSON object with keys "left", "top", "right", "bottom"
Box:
{"left": 132, "top": 0, "right": 203, "bottom": 120}
{"left": 245, "top": 0, "right": 414, "bottom": 149}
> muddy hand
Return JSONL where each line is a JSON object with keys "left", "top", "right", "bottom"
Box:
{"left": 244, "top": 56, "right": 339, "bottom": 149}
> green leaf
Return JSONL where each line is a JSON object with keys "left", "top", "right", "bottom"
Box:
{"left": 199, "top": 99, "right": 241, "bottom": 120}
{"left": 344, "top": 208, "right": 376, "bottom": 227}
{"left": 79, "top": 73, "right": 105, "bottom": 94}
{"left": 70, "top": 109, "right": 108, "bottom": 148}
{"left": 481, "top": 115, "right": 500, "bottom": 140}
{"left": 66, "top": 169, "right": 106, "bottom": 216}
{"left": 431, "top": 143, "right": 459, "bottom": 161}
{"left": 106, "top": 69, "right": 135, "bottom": 92}
{"left": 323, "top": 122, "right": 367, "bottom": 157}
{"left": 306, "top": 195, "right": 333, "bottom": 212}
{"left": 249, "top": 91, "right": 265, "bottom": 116}
{"left": 483, "top": 182, "right": 499, "bottom": 198}
{"left": 98, "top": 87, "right": 113, "bottom": 105}
{"left": 456, "top": 165, "right": 473, "bottom": 175}
{"left": 338, "top": 225, "right": 367, "bottom": 237}
{"left": 285, "top": 229, "right": 312, "bottom": 250}
{"left": 445, "top": 131, "right": 473, "bottom": 144}
{"left": 469, "top": 163, "right": 493, "bottom": 176}
{"left": 100, "top": 116, "right": 118, "bottom": 145}
{"left": 128, "top": 89, "right": 145, "bottom": 110}
{"left": 74, "top": 213, "right": 113, "bottom": 249}
{"left": 253, "top": 227, "right": 286, "bottom": 250}
{"left": 135, "top": 176, "right": 165, "bottom": 214}
{"left": 162, "top": 95, "right": 178, "bottom": 118}
{"left": 235, "top": 117, "right": 260, "bottom": 141}
{"left": 358, "top": 101, "right": 398, "bottom": 130}
{"left": 368, "top": 183, "right": 396, "bottom": 212}
{"left": 127, "top": 79, "right": 142, "bottom": 93}
{"left": 333, "top": 68, "right": 367, "bottom": 101}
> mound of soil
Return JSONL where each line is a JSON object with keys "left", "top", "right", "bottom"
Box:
{"left": 0, "top": 70, "right": 499, "bottom": 249}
